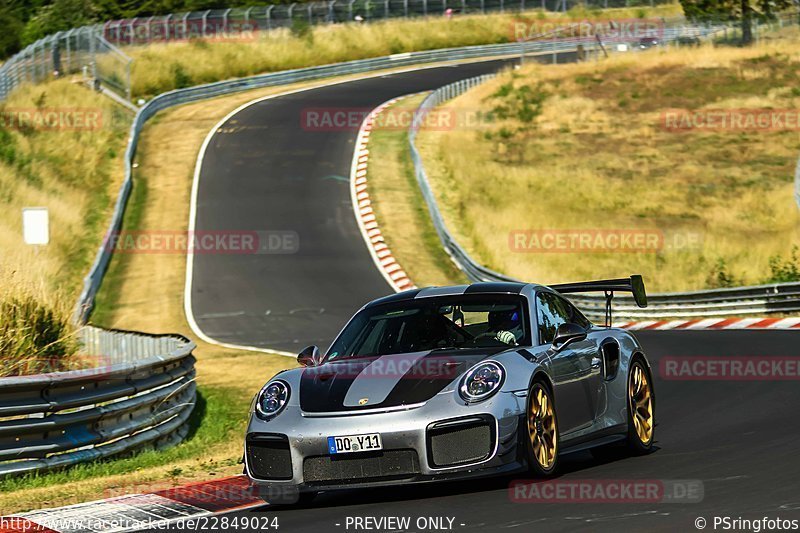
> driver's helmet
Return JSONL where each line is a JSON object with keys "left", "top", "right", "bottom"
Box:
{"left": 488, "top": 309, "right": 519, "bottom": 331}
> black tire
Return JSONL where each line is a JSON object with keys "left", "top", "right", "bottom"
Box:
{"left": 626, "top": 358, "right": 655, "bottom": 455}
{"left": 590, "top": 357, "right": 655, "bottom": 461}
{"left": 525, "top": 380, "right": 559, "bottom": 477}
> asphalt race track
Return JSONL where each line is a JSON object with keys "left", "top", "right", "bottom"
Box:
{"left": 186, "top": 60, "right": 800, "bottom": 532}
{"left": 168, "top": 330, "right": 800, "bottom": 533}
{"left": 190, "top": 54, "right": 578, "bottom": 353}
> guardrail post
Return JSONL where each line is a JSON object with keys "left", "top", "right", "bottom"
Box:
{"left": 480, "top": 0, "right": 485, "bottom": 13}
{"left": 500, "top": 0, "right": 504, "bottom": 12}
{"left": 181, "top": 13, "right": 190, "bottom": 40}
{"left": 288, "top": 3, "right": 296, "bottom": 22}
{"left": 144, "top": 16, "right": 154, "bottom": 43}
{"left": 795, "top": 155, "right": 800, "bottom": 210}
{"left": 164, "top": 14, "right": 171, "bottom": 41}
{"left": 89, "top": 32, "right": 96, "bottom": 86}
{"left": 404, "top": 0, "right": 409, "bottom": 16}
{"left": 423, "top": 0, "right": 428, "bottom": 16}
{"left": 266, "top": 5, "right": 274, "bottom": 30}
{"left": 385, "top": 0, "right": 390, "bottom": 18}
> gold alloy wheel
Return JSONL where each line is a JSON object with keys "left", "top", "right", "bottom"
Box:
{"left": 528, "top": 385, "right": 557, "bottom": 470}
{"left": 629, "top": 364, "right": 654, "bottom": 444}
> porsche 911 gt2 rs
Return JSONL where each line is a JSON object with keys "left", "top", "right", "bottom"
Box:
{"left": 243, "top": 276, "right": 655, "bottom": 504}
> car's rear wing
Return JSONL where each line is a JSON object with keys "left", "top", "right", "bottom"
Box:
{"left": 551, "top": 275, "right": 647, "bottom": 327}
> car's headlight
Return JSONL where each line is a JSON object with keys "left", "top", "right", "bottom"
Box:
{"left": 255, "top": 380, "right": 290, "bottom": 419}
{"left": 459, "top": 362, "right": 505, "bottom": 403}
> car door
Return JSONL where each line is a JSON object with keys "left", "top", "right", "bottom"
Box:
{"left": 536, "top": 292, "right": 603, "bottom": 434}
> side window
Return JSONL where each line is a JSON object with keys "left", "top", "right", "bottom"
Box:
{"left": 550, "top": 294, "right": 592, "bottom": 329}
{"left": 536, "top": 293, "right": 566, "bottom": 344}
{"left": 536, "top": 292, "right": 591, "bottom": 344}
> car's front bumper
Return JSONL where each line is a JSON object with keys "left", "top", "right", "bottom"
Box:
{"left": 244, "top": 389, "right": 529, "bottom": 493}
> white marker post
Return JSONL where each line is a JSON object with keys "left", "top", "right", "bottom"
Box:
{"left": 22, "top": 207, "right": 50, "bottom": 250}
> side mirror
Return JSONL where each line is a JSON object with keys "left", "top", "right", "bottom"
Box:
{"left": 297, "top": 345, "right": 321, "bottom": 367}
{"left": 552, "top": 323, "right": 587, "bottom": 351}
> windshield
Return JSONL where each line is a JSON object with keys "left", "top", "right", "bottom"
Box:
{"left": 327, "top": 294, "right": 529, "bottom": 360}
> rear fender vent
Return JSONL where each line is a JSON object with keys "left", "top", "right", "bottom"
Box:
{"left": 601, "top": 340, "right": 621, "bottom": 381}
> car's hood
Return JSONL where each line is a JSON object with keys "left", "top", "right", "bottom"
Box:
{"left": 299, "top": 348, "right": 496, "bottom": 413}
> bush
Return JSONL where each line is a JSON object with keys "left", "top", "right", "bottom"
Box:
{"left": 0, "top": 288, "right": 77, "bottom": 377}
{"left": 765, "top": 246, "right": 800, "bottom": 283}
{"left": 707, "top": 258, "right": 738, "bottom": 288}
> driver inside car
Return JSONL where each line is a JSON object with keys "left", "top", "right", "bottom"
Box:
{"left": 486, "top": 310, "right": 522, "bottom": 346}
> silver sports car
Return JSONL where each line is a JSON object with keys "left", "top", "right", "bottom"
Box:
{"left": 244, "top": 276, "right": 655, "bottom": 504}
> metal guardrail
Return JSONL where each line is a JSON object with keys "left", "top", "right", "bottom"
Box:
{"left": 0, "top": 326, "right": 196, "bottom": 478}
{"left": 408, "top": 30, "right": 800, "bottom": 321}
{"left": 71, "top": 36, "right": 632, "bottom": 323}
{"left": 0, "top": 0, "right": 682, "bottom": 103}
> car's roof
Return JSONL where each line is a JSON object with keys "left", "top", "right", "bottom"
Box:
{"left": 363, "top": 282, "right": 544, "bottom": 309}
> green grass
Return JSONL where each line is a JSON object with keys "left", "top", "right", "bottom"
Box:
{"left": 91, "top": 172, "right": 148, "bottom": 326}
{"left": 366, "top": 95, "right": 467, "bottom": 287}
{"left": 0, "top": 384, "right": 244, "bottom": 495}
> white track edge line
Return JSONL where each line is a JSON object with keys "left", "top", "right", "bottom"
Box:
{"left": 184, "top": 59, "right": 512, "bottom": 357}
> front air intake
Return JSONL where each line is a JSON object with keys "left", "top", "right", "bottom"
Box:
{"left": 303, "top": 449, "right": 420, "bottom": 484}
{"left": 427, "top": 416, "right": 495, "bottom": 468}
{"left": 246, "top": 433, "right": 293, "bottom": 480}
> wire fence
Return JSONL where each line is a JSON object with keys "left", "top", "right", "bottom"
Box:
{"left": 0, "top": 0, "right": 684, "bottom": 103}
{"left": 0, "top": 28, "right": 132, "bottom": 102}
{"left": 97, "top": 0, "right": 673, "bottom": 46}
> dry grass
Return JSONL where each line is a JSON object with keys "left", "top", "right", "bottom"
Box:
{"left": 417, "top": 33, "right": 800, "bottom": 292}
{"left": 366, "top": 94, "right": 467, "bottom": 287}
{"left": 0, "top": 274, "right": 80, "bottom": 376}
{"left": 127, "top": 4, "right": 683, "bottom": 98}
{"left": 0, "top": 79, "right": 129, "bottom": 303}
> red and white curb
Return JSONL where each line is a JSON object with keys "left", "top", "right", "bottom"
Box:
{"left": 2, "top": 475, "right": 260, "bottom": 532}
{"left": 350, "top": 96, "right": 418, "bottom": 293}
{"left": 615, "top": 317, "right": 800, "bottom": 330}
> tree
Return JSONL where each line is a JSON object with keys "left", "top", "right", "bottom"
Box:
{"left": 21, "top": 0, "right": 97, "bottom": 45}
{"left": 679, "top": 0, "right": 793, "bottom": 44}
{"left": 0, "top": 6, "right": 24, "bottom": 57}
